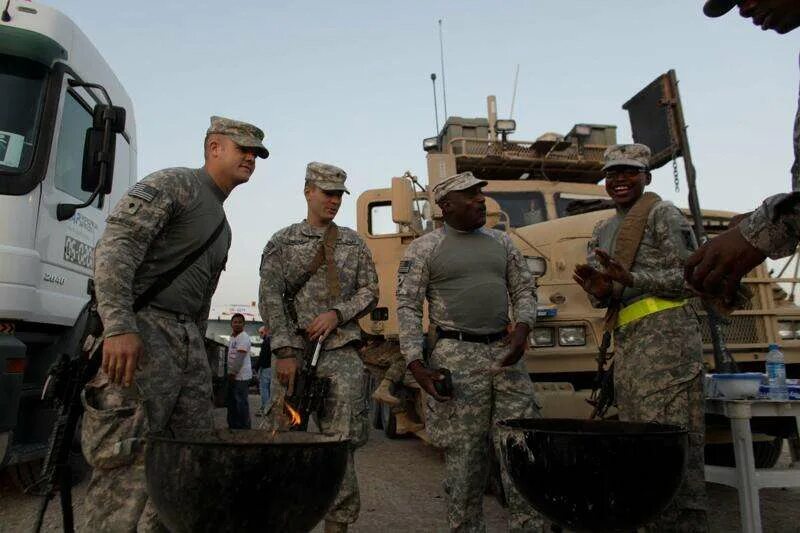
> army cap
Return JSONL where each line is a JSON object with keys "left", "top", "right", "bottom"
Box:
{"left": 306, "top": 162, "right": 349, "bottom": 194}
{"left": 207, "top": 116, "right": 269, "bottom": 159}
{"left": 433, "top": 171, "right": 488, "bottom": 203}
{"left": 602, "top": 143, "right": 652, "bottom": 171}
{"left": 703, "top": 0, "right": 737, "bottom": 17}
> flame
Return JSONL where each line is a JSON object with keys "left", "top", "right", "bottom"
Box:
{"left": 285, "top": 403, "right": 302, "bottom": 427}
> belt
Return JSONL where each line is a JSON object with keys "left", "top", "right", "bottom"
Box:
{"left": 617, "top": 297, "right": 687, "bottom": 329}
{"left": 143, "top": 305, "right": 194, "bottom": 323}
{"left": 436, "top": 328, "right": 506, "bottom": 344}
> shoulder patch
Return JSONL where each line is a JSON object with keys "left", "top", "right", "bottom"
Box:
{"left": 128, "top": 182, "right": 159, "bottom": 202}
{"left": 398, "top": 259, "right": 413, "bottom": 274}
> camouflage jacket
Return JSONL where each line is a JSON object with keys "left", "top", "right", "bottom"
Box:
{"left": 396, "top": 225, "right": 536, "bottom": 365}
{"left": 258, "top": 221, "right": 379, "bottom": 353}
{"left": 587, "top": 200, "right": 697, "bottom": 308}
{"left": 739, "top": 192, "right": 800, "bottom": 259}
{"left": 94, "top": 167, "right": 230, "bottom": 338}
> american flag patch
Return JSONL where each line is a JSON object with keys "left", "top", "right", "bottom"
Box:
{"left": 128, "top": 182, "right": 159, "bottom": 202}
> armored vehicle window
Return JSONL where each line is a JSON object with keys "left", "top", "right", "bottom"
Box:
{"left": 484, "top": 192, "right": 547, "bottom": 228}
{"left": 0, "top": 54, "right": 47, "bottom": 174}
{"left": 369, "top": 201, "right": 429, "bottom": 235}
{"left": 54, "top": 91, "right": 100, "bottom": 207}
{"left": 555, "top": 192, "right": 613, "bottom": 218}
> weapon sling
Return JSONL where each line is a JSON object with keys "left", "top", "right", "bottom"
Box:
{"left": 590, "top": 192, "right": 661, "bottom": 418}
{"left": 34, "top": 215, "right": 227, "bottom": 533}
{"left": 284, "top": 223, "right": 340, "bottom": 322}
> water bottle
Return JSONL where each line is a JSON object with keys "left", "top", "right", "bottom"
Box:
{"left": 766, "top": 344, "right": 788, "bottom": 400}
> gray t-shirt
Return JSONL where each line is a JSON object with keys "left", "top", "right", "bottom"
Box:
{"left": 132, "top": 168, "right": 231, "bottom": 316}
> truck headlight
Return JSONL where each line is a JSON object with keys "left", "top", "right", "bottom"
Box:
{"left": 531, "top": 327, "right": 554, "bottom": 347}
{"left": 778, "top": 320, "right": 795, "bottom": 340}
{"left": 525, "top": 256, "right": 547, "bottom": 277}
{"left": 559, "top": 326, "right": 586, "bottom": 346}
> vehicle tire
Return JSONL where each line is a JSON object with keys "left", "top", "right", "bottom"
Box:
{"left": 380, "top": 402, "right": 399, "bottom": 439}
{"left": 705, "top": 436, "right": 784, "bottom": 468}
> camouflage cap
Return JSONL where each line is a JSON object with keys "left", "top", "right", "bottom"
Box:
{"left": 602, "top": 143, "right": 652, "bottom": 171}
{"left": 433, "top": 171, "right": 488, "bottom": 202}
{"left": 305, "top": 162, "right": 349, "bottom": 194}
{"left": 207, "top": 116, "right": 269, "bottom": 159}
{"left": 703, "top": 0, "right": 737, "bottom": 17}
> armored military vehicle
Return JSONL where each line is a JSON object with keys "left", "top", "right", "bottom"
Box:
{"left": 356, "top": 72, "right": 800, "bottom": 466}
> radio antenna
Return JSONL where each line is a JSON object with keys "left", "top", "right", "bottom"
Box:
{"left": 509, "top": 64, "right": 520, "bottom": 119}
{"left": 430, "top": 73, "right": 440, "bottom": 135}
{"left": 438, "top": 19, "right": 448, "bottom": 120}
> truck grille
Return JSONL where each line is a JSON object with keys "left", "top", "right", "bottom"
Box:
{"left": 697, "top": 314, "right": 765, "bottom": 345}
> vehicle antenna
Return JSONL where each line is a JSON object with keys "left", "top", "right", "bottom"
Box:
{"left": 509, "top": 64, "right": 520, "bottom": 119}
{"left": 431, "top": 73, "right": 440, "bottom": 135}
{"left": 438, "top": 19, "right": 448, "bottom": 120}
{"left": 1, "top": 0, "right": 11, "bottom": 22}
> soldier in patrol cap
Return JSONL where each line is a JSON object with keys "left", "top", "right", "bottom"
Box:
{"left": 259, "top": 162, "right": 379, "bottom": 533}
{"left": 686, "top": 0, "right": 800, "bottom": 303}
{"left": 574, "top": 143, "right": 709, "bottom": 532}
{"left": 397, "top": 171, "right": 544, "bottom": 531}
{"left": 83, "top": 115, "right": 267, "bottom": 530}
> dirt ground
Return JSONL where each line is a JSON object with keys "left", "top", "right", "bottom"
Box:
{"left": 2, "top": 395, "right": 800, "bottom": 533}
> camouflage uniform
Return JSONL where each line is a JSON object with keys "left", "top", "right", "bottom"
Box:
{"left": 83, "top": 117, "right": 267, "bottom": 531}
{"left": 258, "top": 162, "right": 379, "bottom": 526}
{"left": 588, "top": 144, "right": 708, "bottom": 532}
{"left": 397, "top": 172, "right": 543, "bottom": 532}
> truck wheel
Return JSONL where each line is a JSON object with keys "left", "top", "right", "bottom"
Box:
{"left": 380, "top": 402, "right": 399, "bottom": 439}
{"left": 705, "top": 436, "right": 784, "bottom": 468}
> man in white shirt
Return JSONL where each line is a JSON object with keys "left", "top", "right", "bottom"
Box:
{"left": 227, "top": 313, "right": 253, "bottom": 429}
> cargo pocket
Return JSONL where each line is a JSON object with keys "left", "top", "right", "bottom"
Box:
{"left": 425, "top": 395, "right": 456, "bottom": 449}
{"left": 80, "top": 375, "right": 145, "bottom": 470}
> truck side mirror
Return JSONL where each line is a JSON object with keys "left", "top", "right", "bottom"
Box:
{"left": 81, "top": 104, "right": 126, "bottom": 194}
{"left": 391, "top": 177, "right": 415, "bottom": 226}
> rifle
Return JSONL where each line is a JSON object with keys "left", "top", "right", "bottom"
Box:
{"left": 31, "top": 291, "right": 104, "bottom": 533}
{"left": 588, "top": 331, "right": 615, "bottom": 419}
{"left": 284, "top": 338, "right": 331, "bottom": 432}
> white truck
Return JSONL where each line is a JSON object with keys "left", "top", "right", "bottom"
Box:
{"left": 0, "top": 0, "right": 136, "bottom": 484}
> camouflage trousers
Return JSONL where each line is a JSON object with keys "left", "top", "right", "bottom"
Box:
{"left": 81, "top": 308, "right": 213, "bottom": 532}
{"left": 615, "top": 305, "right": 709, "bottom": 533}
{"left": 264, "top": 345, "right": 368, "bottom": 525}
{"left": 426, "top": 337, "right": 545, "bottom": 533}
{"left": 360, "top": 342, "right": 407, "bottom": 384}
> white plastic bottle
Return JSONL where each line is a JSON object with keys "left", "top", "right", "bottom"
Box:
{"left": 766, "top": 344, "right": 788, "bottom": 401}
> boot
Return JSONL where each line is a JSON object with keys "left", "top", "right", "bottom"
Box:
{"left": 324, "top": 520, "right": 348, "bottom": 533}
{"left": 371, "top": 378, "right": 401, "bottom": 406}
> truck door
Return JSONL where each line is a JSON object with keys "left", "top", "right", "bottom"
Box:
{"left": 33, "top": 76, "right": 128, "bottom": 326}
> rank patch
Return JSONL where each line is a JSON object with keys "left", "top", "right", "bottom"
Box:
{"left": 128, "top": 182, "right": 159, "bottom": 202}
{"left": 398, "top": 259, "right": 413, "bottom": 274}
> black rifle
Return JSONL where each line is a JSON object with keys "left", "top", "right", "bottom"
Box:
{"left": 588, "top": 331, "right": 615, "bottom": 419}
{"left": 31, "top": 294, "right": 104, "bottom": 533}
{"left": 284, "top": 339, "right": 330, "bottom": 431}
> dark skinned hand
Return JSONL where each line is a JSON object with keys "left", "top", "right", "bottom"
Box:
{"left": 408, "top": 359, "right": 450, "bottom": 402}
{"left": 594, "top": 249, "right": 634, "bottom": 287}
{"left": 573, "top": 264, "right": 613, "bottom": 300}
{"left": 685, "top": 226, "right": 766, "bottom": 303}
{"left": 500, "top": 323, "right": 530, "bottom": 367}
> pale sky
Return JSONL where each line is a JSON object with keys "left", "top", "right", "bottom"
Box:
{"left": 48, "top": 0, "right": 799, "bottom": 307}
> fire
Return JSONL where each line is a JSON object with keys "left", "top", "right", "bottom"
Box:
{"left": 285, "top": 403, "right": 302, "bottom": 427}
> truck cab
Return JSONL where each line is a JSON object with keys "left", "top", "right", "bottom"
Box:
{"left": 0, "top": 1, "right": 136, "bottom": 476}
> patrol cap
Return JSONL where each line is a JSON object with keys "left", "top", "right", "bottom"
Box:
{"left": 433, "top": 171, "right": 488, "bottom": 203}
{"left": 602, "top": 143, "right": 652, "bottom": 171}
{"left": 305, "top": 162, "right": 349, "bottom": 194}
{"left": 207, "top": 116, "right": 269, "bottom": 159}
{"left": 703, "top": 0, "right": 737, "bottom": 17}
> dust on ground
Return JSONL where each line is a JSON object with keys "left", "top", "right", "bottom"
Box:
{"left": 2, "top": 395, "right": 800, "bottom": 532}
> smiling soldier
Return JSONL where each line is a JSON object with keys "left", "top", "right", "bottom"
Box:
{"left": 573, "top": 143, "right": 708, "bottom": 532}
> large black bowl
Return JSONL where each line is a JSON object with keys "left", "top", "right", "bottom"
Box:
{"left": 498, "top": 418, "right": 688, "bottom": 532}
{"left": 145, "top": 429, "right": 349, "bottom": 533}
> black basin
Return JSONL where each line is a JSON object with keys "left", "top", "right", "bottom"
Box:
{"left": 145, "top": 429, "right": 349, "bottom": 533}
{"left": 498, "top": 418, "right": 688, "bottom": 532}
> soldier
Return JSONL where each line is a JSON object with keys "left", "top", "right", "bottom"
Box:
{"left": 82, "top": 116, "right": 268, "bottom": 530}
{"left": 397, "top": 171, "right": 543, "bottom": 532}
{"left": 686, "top": 0, "right": 799, "bottom": 298}
{"left": 573, "top": 144, "right": 708, "bottom": 532}
{"left": 259, "top": 162, "right": 378, "bottom": 533}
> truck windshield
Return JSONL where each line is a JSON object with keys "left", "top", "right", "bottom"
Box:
{"left": 555, "top": 192, "right": 613, "bottom": 218}
{"left": 0, "top": 55, "right": 47, "bottom": 174}
{"left": 484, "top": 192, "right": 547, "bottom": 228}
